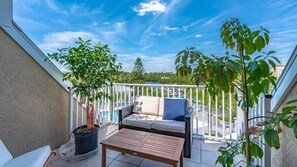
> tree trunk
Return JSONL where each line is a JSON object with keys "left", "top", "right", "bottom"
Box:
{"left": 239, "top": 46, "right": 251, "bottom": 163}
{"left": 87, "top": 100, "right": 95, "bottom": 131}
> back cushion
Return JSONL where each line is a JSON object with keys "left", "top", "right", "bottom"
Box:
{"left": 133, "top": 96, "right": 160, "bottom": 116}
{"left": 159, "top": 98, "right": 189, "bottom": 116}
{"left": 162, "top": 98, "right": 187, "bottom": 121}
{"left": 0, "top": 140, "right": 13, "bottom": 166}
{"left": 158, "top": 98, "right": 164, "bottom": 116}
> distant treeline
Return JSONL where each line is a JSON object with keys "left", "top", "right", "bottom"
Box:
{"left": 114, "top": 72, "right": 194, "bottom": 85}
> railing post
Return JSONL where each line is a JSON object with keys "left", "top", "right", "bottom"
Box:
{"left": 229, "top": 91, "right": 232, "bottom": 140}
{"left": 264, "top": 94, "right": 272, "bottom": 167}
{"left": 112, "top": 85, "right": 115, "bottom": 124}
{"left": 161, "top": 86, "right": 164, "bottom": 98}
{"left": 108, "top": 85, "right": 112, "bottom": 123}
{"left": 68, "top": 87, "right": 73, "bottom": 134}
{"left": 236, "top": 88, "right": 244, "bottom": 140}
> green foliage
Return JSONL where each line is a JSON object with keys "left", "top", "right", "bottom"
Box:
{"left": 114, "top": 72, "right": 194, "bottom": 84}
{"left": 216, "top": 142, "right": 240, "bottom": 167}
{"left": 132, "top": 57, "right": 145, "bottom": 82}
{"left": 115, "top": 72, "right": 134, "bottom": 83}
{"left": 47, "top": 38, "right": 121, "bottom": 102}
{"left": 217, "top": 111, "right": 237, "bottom": 123}
{"left": 175, "top": 18, "right": 278, "bottom": 108}
{"left": 262, "top": 99, "right": 297, "bottom": 148}
{"left": 216, "top": 139, "right": 264, "bottom": 167}
{"left": 175, "top": 17, "right": 282, "bottom": 166}
{"left": 216, "top": 98, "right": 297, "bottom": 167}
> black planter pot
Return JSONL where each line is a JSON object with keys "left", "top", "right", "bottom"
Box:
{"left": 73, "top": 125, "right": 99, "bottom": 155}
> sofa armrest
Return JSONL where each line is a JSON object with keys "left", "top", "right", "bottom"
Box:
{"left": 118, "top": 105, "right": 133, "bottom": 129}
{"left": 185, "top": 108, "right": 193, "bottom": 119}
{"left": 184, "top": 108, "right": 193, "bottom": 158}
{"left": 185, "top": 108, "right": 193, "bottom": 128}
{"left": 120, "top": 105, "right": 133, "bottom": 118}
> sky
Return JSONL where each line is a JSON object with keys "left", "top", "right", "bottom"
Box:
{"left": 13, "top": 0, "right": 297, "bottom": 72}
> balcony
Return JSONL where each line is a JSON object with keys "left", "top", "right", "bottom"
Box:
{"left": 47, "top": 83, "right": 263, "bottom": 167}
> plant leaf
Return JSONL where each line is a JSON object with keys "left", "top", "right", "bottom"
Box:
{"left": 268, "top": 59, "right": 276, "bottom": 69}
{"left": 252, "top": 82, "right": 262, "bottom": 96}
{"left": 264, "top": 129, "right": 277, "bottom": 147}
{"left": 264, "top": 33, "right": 269, "bottom": 45}
{"left": 287, "top": 99, "right": 297, "bottom": 105}
{"left": 250, "top": 141, "right": 264, "bottom": 158}
{"left": 292, "top": 121, "right": 297, "bottom": 138}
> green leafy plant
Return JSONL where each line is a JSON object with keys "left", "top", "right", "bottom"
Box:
{"left": 175, "top": 17, "right": 294, "bottom": 166}
{"left": 47, "top": 38, "right": 121, "bottom": 131}
{"left": 262, "top": 99, "right": 297, "bottom": 148}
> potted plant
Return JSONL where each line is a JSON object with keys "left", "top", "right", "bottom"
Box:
{"left": 175, "top": 18, "right": 297, "bottom": 166}
{"left": 47, "top": 38, "right": 121, "bottom": 155}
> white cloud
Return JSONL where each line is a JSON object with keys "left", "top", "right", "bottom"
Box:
{"left": 38, "top": 31, "right": 99, "bottom": 53}
{"left": 182, "top": 19, "right": 205, "bottom": 31}
{"left": 195, "top": 34, "right": 202, "bottom": 38}
{"left": 202, "top": 12, "right": 226, "bottom": 27}
{"left": 92, "top": 21, "right": 98, "bottom": 26}
{"left": 46, "top": 0, "right": 59, "bottom": 12}
{"left": 45, "top": 0, "right": 67, "bottom": 15}
{"left": 133, "top": 0, "right": 166, "bottom": 16}
{"left": 116, "top": 22, "right": 125, "bottom": 29}
{"left": 163, "top": 26, "right": 178, "bottom": 31}
{"left": 150, "top": 32, "right": 163, "bottom": 36}
{"left": 46, "top": 0, "right": 101, "bottom": 16}
{"left": 70, "top": 4, "right": 80, "bottom": 13}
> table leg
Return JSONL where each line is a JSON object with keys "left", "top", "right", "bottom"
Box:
{"left": 102, "top": 145, "right": 106, "bottom": 167}
{"left": 180, "top": 149, "right": 184, "bottom": 167}
{"left": 173, "top": 162, "right": 177, "bottom": 167}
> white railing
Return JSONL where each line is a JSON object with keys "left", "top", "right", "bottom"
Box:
{"left": 113, "top": 83, "right": 238, "bottom": 140}
{"left": 69, "top": 83, "right": 240, "bottom": 140}
{"left": 68, "top": 87, "right": 113, "bottom": 133}
{"left": 68, "top": 83, "right": 271, "bottom": 165}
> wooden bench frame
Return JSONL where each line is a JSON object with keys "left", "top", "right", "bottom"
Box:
{"left": 43, "top": 151, "right": 56, "bottom": 167}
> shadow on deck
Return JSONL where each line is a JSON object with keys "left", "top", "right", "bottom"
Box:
{"left": 49, "top": 124, "right": 243, "bottom": 167}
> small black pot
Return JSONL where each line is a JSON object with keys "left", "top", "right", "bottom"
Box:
{"left": 73, "top": 125, "right": 99, "bottom": 155}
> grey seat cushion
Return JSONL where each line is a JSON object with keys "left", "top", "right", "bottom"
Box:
{"left": 151, "top": 117, "right": 185, "bottom": 134}
{"left": 122, "top": 114, "right": 157, "bottom": 129}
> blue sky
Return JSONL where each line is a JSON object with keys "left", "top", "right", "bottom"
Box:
{"left": 13, "top": 0, "right": 297, "bottom": 72}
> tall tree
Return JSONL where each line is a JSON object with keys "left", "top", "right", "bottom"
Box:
{"left": 132, "top": 57, "right": 145, "bottom": 81}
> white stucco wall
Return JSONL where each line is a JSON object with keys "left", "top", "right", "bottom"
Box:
{"left": 271, "top": 80, "right": 297, "bottom": 167}
{"left": 0, "top": 28, "right": 69, "bottom": 156}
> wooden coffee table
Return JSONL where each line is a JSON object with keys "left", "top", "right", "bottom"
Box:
{"left": 100, "top": 128, "right": 184, "bottom": 167}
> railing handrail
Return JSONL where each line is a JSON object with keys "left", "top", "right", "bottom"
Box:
{"left": 114, "top": 83, "right": 206, "bottom": 88}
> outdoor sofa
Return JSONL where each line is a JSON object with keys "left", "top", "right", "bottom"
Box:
{"left": 118, "top": 96, "right": 193, "bottom": 158}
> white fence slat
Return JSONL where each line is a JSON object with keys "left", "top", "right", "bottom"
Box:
{"left": 215, "top": 95, "right": 218, "bottom": 137}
